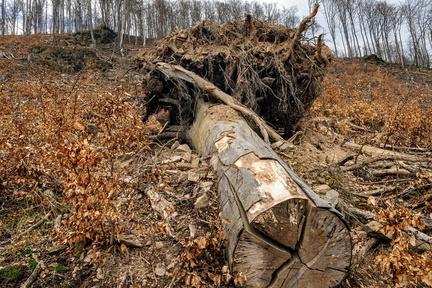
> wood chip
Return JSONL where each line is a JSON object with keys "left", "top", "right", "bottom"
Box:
{"left": 176, "top": 144, "right": 192, "bottom": 153}
{"left": 119, "top": 234, "right": 143, "bottom": 248}
{"left": 194, "top": 193, "right": 210, "bottom": 209}
{"left": 154, "top": 262, "right": 166, "bottom": 277}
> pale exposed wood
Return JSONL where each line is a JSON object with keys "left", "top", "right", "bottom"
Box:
{"left": 233, "top": 230, "right": 293, "bottom": 287}
{"left": 252, "top": 199, "right": 309, "bottom": 249}
{"left": 370, "top": 168, "right": 413, "bottom": 177}
{"left": 190, "top": 101, "right": 352, "bottom": 287}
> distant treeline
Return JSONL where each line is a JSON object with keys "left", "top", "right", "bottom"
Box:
{"left": 0, "top": 0, "right": 299, "bottom": 39}
{"left": 322, "top": 0, "right": 432, "bottom": 68}
{"left": 0, "top": 0, "right": 430, "bottom": 67}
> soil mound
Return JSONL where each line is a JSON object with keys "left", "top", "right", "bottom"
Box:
{"left": 28, "top": 45, "right": 112, "bottom": 73}
{"left": 363, "top": 54, "right": 385, "bottom": 64}
{"left": 137, "top": 16, "right": 332, "bottom": 136}
{"left": 73, "top": 26, "right": 117, "bottom": 45}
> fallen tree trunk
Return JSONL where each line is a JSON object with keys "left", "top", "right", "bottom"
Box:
{"left": 139, "top": 7, "right": 349, "bottom": 286}
{"left": 190, "top": 100, "right": 352, "bottom": 287}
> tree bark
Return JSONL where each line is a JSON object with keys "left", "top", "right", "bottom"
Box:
{"left": 189, "top": 101, "right": 352, "bottom": 288}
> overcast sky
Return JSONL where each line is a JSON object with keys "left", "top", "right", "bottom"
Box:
{"left": 258, "top": 0, "right": 404, "bottom": 17}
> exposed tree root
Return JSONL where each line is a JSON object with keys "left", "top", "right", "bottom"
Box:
{"left": 136, "top": 11, "right": 331, "bottom": 137}
{"left": 157, "top": 62, "right": 284, "bottom": 144}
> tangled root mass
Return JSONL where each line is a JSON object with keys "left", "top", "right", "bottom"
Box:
{"left": 136, "top": 16, "right": 331, "bottom": 137}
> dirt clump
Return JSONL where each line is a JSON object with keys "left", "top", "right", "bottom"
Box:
{"left": 73, "top": 26, "right": 117, "bottom": 45}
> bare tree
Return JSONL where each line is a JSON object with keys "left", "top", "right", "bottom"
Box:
{"left": 1, "top": 0, "right": 6, "bottom": 34}
{"left": 263, "top": 2, "right": 279, "bottom": 23}
{"left": 250, "top": 1, "right": 264, "bottom": 20}
{"left": 116, "top": 0, "right": 124, "bottom": 52}
{"left": 335, "top": 0, "right": 353, "bottom": 58}
{"left": 402, "top": 0, "right": 424, "bottom": 66}
{"left": 8, "top": 0, "right": 22, "bottom": 34}
{"left": 280, "top": 6, "right": 299, "bottom": 28}
{"left": 87, "top": 0, "right": 96, "bottom": 48}
{"left": 321, "top": 0, "right": 339, "bottom": 56}
{"left": 388, "top": 4, "right": 405, "bottom": 65}
{"left": 190, "top": 0, "right": 202, "bottom": 24}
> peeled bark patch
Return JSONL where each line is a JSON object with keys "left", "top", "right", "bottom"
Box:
{"left": 136, "top": 15, "right": 331, "bottom": 136}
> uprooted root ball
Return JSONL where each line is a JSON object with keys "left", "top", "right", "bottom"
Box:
{"left": 136, "top": 16, "right": 332, "bottom": 136}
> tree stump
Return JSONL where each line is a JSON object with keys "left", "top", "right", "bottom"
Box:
{"left": 190, "top": 101, "right": 352, "bottom": 287}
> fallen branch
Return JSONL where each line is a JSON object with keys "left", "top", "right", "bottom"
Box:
{"left": 167, "top": 261, "right": 184, "bottom": 288}
{"left": 347, "top": 206, "right": 431, "bottom": 245}
{"left": 279, "top": 4, "right": 320, "bottom": 61}
{"left": 156, "top": 62, "right": 286, "bottom": 144}
{"left": 0, "top": 213, "right": 51, "bottom": 246}
{"left": 403, "top": 226, "right": 432, "bottom": 245}
{"left": 344, "top": 142, "right": 431, "bottom": 162}
{"left": 341, "top": 156, "right": 393, "bottom": 171}
{"left": 352, "top": 237, "right": 380, "bottom": 266}
{"left": 342, "top": 155, "right": 423, "bottom": 172}
{"left": 341, "top": 120, "right": 371, "bottom": 132}
{"left": 370, "top": 168, "right": 413, "bottom": 177}
{"left": 348, "top": 206, "right": 376, "bottom": 220}
{"left": 386, "top": 183, "right": 432, "bottom": 200}
{"left": 20, "top": 262, "right": 42, "bottom": 288}
{"left": 352, "top": 186, "right": 397, "bottom": 198}
{"left": 378, "top": 144, "right": 430, "bottom": 153}
{"left": 397, "top": 161, "right": 419, "bottom": 173}
{"left": 147, "top": 131, "right": 185, "bottom": 140}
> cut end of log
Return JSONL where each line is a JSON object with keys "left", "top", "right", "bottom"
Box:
{"left": 234, "top": 203, "right": 351, "bottom": 288}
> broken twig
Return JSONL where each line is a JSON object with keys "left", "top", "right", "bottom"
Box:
{"left": 0, "top": 213, "right": 51, "bottom": 246}
{"left": 20, "top": 263, "right": 42, "bottom": 288}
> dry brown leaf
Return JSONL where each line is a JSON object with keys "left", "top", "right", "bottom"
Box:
{"left": 120, "top": 243, "right": 128, "bottom": 254}
{"left": 73, "top": 120, "right": 86, "bottom": 131}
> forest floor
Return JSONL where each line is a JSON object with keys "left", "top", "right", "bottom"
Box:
{"left": 0, "top": 33, "right": 431, "bottom": 288}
